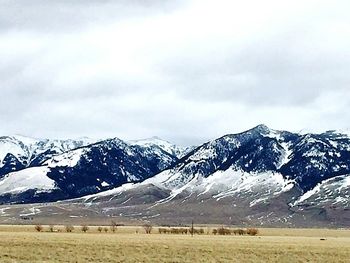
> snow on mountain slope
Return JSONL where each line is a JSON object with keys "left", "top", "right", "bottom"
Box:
{"left": 0, "top": 136, "right": 181, "bottom": 202}
{"left": 141, "top": 168, "right": 296, "bottom": 206}
{"left": 0, "top": 135, "right": 94, "bottom": 164}
{"left": 1, "top": 124, "right": 350, "bottom": 219}
{"left": 129, "top": 137, "right": 194, "bottom": 158}
{"left": 0, "top": 136, "right": 30, "bottom": 167}
{"left": 44, "top": 138, "right": 180, "bottom": 197}
{"left": 77, "top": 125, "right": 350, "bottom": 215}
{"left": 0, "top": 166, "right": 55, "bottom": 194}
{"left": 143, "top": 125, "right": 296, "bottom": 191}
{"left": 26, "top": 137, "right": 96, "bottom": 166}
{"left": 82, "top": 182, "right": 136, "bottom": 203}
{"left": 0, "top": 135, "right": 95, "bottom": 177}
{"left": 45, "top": 148, "right": 87, "bottom": 168}
{"left": 279, "top": 130, "right": 350, "bottom": 191}
{"left": 292, "top": 174, "right": 350, "bottom": 207}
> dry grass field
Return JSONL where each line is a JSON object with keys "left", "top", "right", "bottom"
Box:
{"left": 0, "top": 225, "right": 349, "bottom": 262}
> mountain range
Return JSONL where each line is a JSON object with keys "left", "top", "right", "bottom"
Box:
{"left": 0, "top": 125, "right": 349, "bottom": 227}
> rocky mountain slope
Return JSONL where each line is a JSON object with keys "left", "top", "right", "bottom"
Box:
{"left": 0, "top": 126, "right": 348, "bottom": 226}
{"left": 66, "top": 125, "right": 349, "bottom": 226}
{"left": 0, "top": 136, "right": 183, "bottom": 203}
{"left": 0, "top": 135, "right": 94, "bottom": 178}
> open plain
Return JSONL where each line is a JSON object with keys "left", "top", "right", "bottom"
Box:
{"left": 0, "top": 226, "right": 349, "bottom": 263}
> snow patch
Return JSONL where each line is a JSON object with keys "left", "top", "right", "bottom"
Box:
{"left": 45, "top": 148, "right": 85, "bottom": 168}
{"left": 129, "top": 137, "right": 189, "bottom": 157}
{"left": 82, "top": 183, "right": 136, "bottom": 202}
{"left": 20, "top": 207, "right": 41, "bottom": 216}
{"left": 292, "top": 174, "right": 350, "bottom": 206}
{"left": 278, "top": 142, "right": 293, "bottom": 168}
{"left": 101, "top": 181, "right": 109, "bottom": 187}
{"left": 0, "top": 166, "right": 55, "bottom": 194}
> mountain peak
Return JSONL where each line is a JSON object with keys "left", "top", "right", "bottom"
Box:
{"left": 249, "top": 124, "right": 271, "bottom": 133}
{"left": 129, "top": 136, "right": 172, "bottom": 146}
{"left": 128, "top": 137, "right": 191, "bottom": 159}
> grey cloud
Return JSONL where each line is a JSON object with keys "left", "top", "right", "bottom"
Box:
{"left": 158, "top": 28, "right": 350, "bottom": 107}
{"left": 0, "top": 0, "right": 186, "bottom": 33}
{"left": 0, "top": 0, "right": 350, "bottom": 145}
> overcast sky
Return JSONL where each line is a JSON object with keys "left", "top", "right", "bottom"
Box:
{"left": 1, "top": 0, "right": 350, "bottom": 145}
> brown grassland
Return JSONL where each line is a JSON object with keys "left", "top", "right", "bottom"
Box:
{"left": 0, "top": 225, "right": 349, "bottom": 262}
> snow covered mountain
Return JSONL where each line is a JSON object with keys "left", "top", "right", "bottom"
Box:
{"left": 0, "top": 126, "right": 349, "bottom": 227}
{"left": 128, "top": 137, "right": 194, "bottom": 159}
{"left": 145, "top": 125, "right": 350, "bottom": 195}
{"left": 67, "top": 125, "right": 349, "bottom": 226}
{"left": 0, "top": 137, "right": 181, "bottom": 203}
{"left": 0, "top": 135, "right": 95, "bottom": 178}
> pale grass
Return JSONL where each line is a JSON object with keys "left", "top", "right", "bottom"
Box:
{"left": 0, "top": 226, "right": 349, "bottom": 262}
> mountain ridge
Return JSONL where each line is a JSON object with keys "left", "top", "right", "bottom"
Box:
{"left": 0, "top": 125, "right": 349, "bottom": 226}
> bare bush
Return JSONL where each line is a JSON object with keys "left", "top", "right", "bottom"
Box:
{"left": 65, "top": 225, "right": 74, "bottom": 233}
{"left": 81, "top": 225, "right": 89, "bottom": 233}
{"left": 171, "top": 228, "right": 179, "bottom": 234}
{"left": 180, "top": 228, "right": 188, "bottom": 234}
{"left": 49, "top": 225, "right": 54, "bottom": 232}
{"left": 232, "top": 229, "right": 246, "bottom": 235}
{"left": 159, "top": 227, "right": 189, "bottom": 235}
{"left": 238, "top": 229, "right": 246, "bottom": 235}
{"left": 143, "top": 224, "right": 152, "bottom": 234}
{"left": 232, "top": 229, "right": 239, "bottom": 235}
{"left": 104, "top": 227, "right": 109, "bottom": 233}
{"left": 232, "top": 229, "right": 247, "bottom": 236}
{"left": 212, "top": 227, "right": 254, "bottom": 236}
{"left": 158, "top": 228, "right": 167, "bottom": 234}
{"left": 247, "top": 228, "right": 259, "bottom": 236}
{"left": 97, "top": 226, "right": 103, "bottom": 233}
{"left": 217, "top": 227, "right": 231, "bottom": 235}
{"left": 35, "top": 225, "right": 43, "bottom": 232}
{"left": 189, "top": 228, "right": 204, "bottom": 235}
{"left": 110, "top": 220, "right": 117, "bottom": 233}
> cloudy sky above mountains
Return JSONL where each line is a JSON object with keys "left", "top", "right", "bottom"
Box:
{"left": 1, "top": 0, "right": 350, "bottom": 145}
